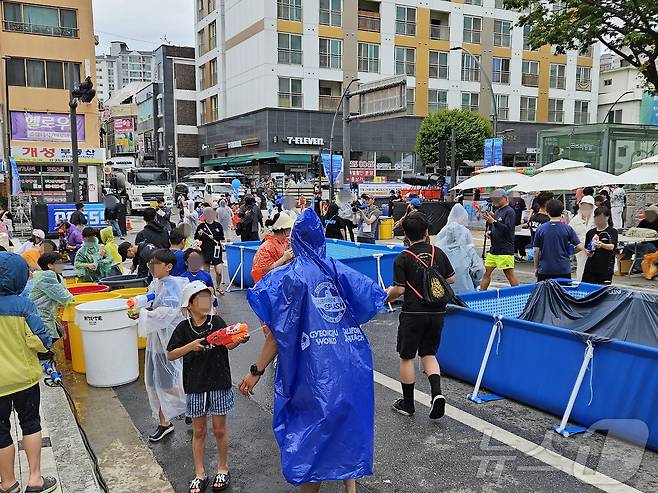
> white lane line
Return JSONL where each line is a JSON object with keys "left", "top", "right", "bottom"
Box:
{"left": 373, "top": 370, "right": 643, "bottom": 493}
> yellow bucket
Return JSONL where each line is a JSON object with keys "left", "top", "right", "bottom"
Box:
{"left": 112, "top": 288, "right": 149, "bottom": 349}
{"left": 379, "top": 217, "right": 394, "bottom": 240}
{"left": 63, "top": 292, "right": 121, "bottom": 374}
{"left": 64, "top": 277, "right": 80, "bottom": 287}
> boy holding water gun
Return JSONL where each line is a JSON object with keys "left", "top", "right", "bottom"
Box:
{"left": 167, "top": 281, "right": 249, "bottom": 493}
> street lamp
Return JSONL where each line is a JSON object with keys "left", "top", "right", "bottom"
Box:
{"left": 2, "top": 56, "right": 12, "bottom": 204}
{"left": 602, "top": 90, "right": 633, "bottom": 123}
{"left": 450, "top": 46, "right": 498, "bottom": 136}
{"left": 328, "top": 77, "right": 359, "bottom": 201}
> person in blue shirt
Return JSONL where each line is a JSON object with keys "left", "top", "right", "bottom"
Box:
{"left": 533, "top": 199, "right": 584, "bottom": 281}
{"left": 180, "top": 249, "right": 214, "bottom": 289}
{"left": 169, "top": 229, "right": 187, "bottom": 277}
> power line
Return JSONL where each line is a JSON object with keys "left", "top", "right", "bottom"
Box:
{"left": 95, "top": 30, "right": 161, "bottom": 46}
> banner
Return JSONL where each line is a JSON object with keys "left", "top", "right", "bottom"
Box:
{"left": 639, "top": 92, "right": 658, "bottom": 125}
{"left": 9, "top": 157, "right": 21, "bottom": 194}
{"left": 12, "top": 146, "right": 105, "bottom": 164}
{"left": 113, "top": 118, "right": 134, "bottom": 132}
{"left": 11, "top": 111, "right": 85, "bottom": 142}
{"left": 46, "top": 203, "right": 107, "bottom": 233}
{"left": 484, "top": 138, "right": 503, "bottom": 168}
{"left": 321, "top": 154, "right": 343, "bottom": 184}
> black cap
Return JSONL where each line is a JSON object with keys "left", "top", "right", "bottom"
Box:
{"left": 118, "top": 241, "right": 132, "bottom": 261}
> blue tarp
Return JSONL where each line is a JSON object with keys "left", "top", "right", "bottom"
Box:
{"left": 247, "top": 209, "right": 387, "bottom": 485}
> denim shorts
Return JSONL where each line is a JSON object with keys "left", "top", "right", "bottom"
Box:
{"left": 186, "top": 388, "right": 235, "bottom": 418}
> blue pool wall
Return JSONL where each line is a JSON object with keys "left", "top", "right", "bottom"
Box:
{"left": 225, "top": 239, "right": 405, "bottom": 288}
{"left": 439, "top": 282, "right": 658, "bottom": 450}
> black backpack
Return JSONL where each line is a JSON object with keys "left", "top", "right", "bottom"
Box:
{"left": 403, "top": 247, "right": 455, "bottom": 305}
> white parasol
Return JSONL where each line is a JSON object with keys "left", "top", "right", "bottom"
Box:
{"left": 452, "top": 166, "right": 531, "bottom": 191}
{"left": 511, "top": 161, "right": 618, "bottom": 193}
{"left": 615, "top": 155, "right": 658, "bottom": 185}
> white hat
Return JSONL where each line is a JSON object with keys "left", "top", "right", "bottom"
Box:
{"left": 32, "top": 229, "right": 45, "bottom": 240}
{"left": 646, "top": 204, "right": 658, "bottom": 214}
{"left": 271, "top": 211, "right": 294, "bottom": 231}
{"left": 580, "top": 195, "right": 595, "bottom": 206}
{"left": 180, "top": 280, "right": 214, "bottom": 308}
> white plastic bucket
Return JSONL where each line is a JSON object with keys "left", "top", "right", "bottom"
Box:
{"left": 76, "top": 299, "right": 139, "bottom": 387}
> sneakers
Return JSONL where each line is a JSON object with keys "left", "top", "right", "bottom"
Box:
{"left": 429, "top": 394, "right": 446, "bottom": 419}
{"left": 392, "top": 398, "right": 415, "bottom": 416}
{"left": 149, "top": 423, "right": 174, "bottom": 442}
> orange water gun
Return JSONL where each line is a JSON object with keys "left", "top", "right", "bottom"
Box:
{"left": 206, "top": 323, "right": 250, "bottom": 347}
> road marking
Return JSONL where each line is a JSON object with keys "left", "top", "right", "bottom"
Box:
{"left": 373, "top": 370, "right": 643, "bottom": 493}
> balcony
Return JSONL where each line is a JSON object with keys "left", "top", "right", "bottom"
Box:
{"left": 3, "top": 21, "right": 78, "bottom": 38}
{"left": 429, "top": 102, "right": 448, "bottom": 113}
{"left": 574, "top": 111, "right": 589, "bottom": 124}
{"left": 358, "top": 11, "right": 380, "bottom": 32}
{"left": 550, "top": 76, "right": 566, "bottom": 89}
{"left": 498, "top": 108, "right": 510, "bottom": 120}
{"left": 522, "top": 73, "right": 539, "bottom": 87}
{"left": 278, "top": 49, "right": 303, "bottom": 65}
{"left": 319, "top": 95, "right": 341, "bottom": 112}
{"left": 493, "top": 71, "right": 510, "bottom": 84}
{"left": 520, "top": 109, "right": 536, "bottom": 121}
{"left": 396, "top": 20, "right": 416, "bottom": 36}
{"left": 462, "top": 67, "right": 480, "bottom": 82}
{"left": 576, "top": 79, "right": 592, "bottom": 91}
{"left": 548, "top": 110, "right": 564, "bottom": 123}
{"left": 430, "top": 24, "right": 450, "bottom": 40}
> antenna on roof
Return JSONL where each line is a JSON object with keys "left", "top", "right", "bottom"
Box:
{"left": 160, "top": 35, "right": 172, "bottom": 45}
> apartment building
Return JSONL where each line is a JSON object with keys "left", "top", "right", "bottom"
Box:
{"left": 96, "top": 41, "right": 155, "bottom": 102}
{"left": 195, "top": 0, "right": 599, "bottom": 176}
{"left": 0, "top": 0, "right": 102, "bottom": 204}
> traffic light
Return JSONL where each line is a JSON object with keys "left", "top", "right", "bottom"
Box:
{"left": 72, "top": 76, "right": 96, "bottom": 103}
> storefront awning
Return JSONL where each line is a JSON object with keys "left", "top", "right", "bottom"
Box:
{"left": 204, "top": 152, "right": 314, "bottom": 168}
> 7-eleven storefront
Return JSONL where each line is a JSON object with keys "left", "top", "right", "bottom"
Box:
{"left": 10, "top": 145, "right": 104, "bottom": 203}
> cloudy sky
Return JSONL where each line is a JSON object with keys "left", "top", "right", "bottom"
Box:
{"left": 92, "top": 0, "right": 195, "bottom": 54}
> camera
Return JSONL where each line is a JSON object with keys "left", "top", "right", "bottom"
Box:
{"left": 351, "top": 200, "right": 361, "bottom": 213}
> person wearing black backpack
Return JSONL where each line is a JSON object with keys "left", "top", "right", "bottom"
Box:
{"left": 386, "top": 213, "right": 455, "bottom": 420}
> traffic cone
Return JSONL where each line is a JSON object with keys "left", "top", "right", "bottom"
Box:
{"left": 126, "top": 217, "right": 133, "bottom": 231}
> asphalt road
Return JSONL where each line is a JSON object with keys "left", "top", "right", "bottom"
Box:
{"left": 113, "top": 291, "right": 658, "bottom": 493}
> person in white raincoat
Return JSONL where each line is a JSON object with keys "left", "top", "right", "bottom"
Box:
{"left": 569, "top": 195, "right": 595, "bottom": 281}
{"left": 137, "top": 248, "right": 188, "bottom": 442}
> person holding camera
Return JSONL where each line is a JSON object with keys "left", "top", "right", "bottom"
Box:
{"left": 355, "top": 194, "right": 381, "bottom": 244}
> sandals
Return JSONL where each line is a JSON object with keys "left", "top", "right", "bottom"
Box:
{"left": 189, "top": 476, "right": 209, "bottom": 493}
{"left": 0, "top": 482, "right": 20, "bottom": 493}
{"left": 24, "top": 477, "right": 57, "bottom": 493}
{"left": 212, "top": 472, "right": 231, "bottom": 492}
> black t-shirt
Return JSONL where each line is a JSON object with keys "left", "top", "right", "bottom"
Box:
{"left": 393, "top": 243, "right": 455, "bottom": 313}
{"left": 195, "top": 222, "right": 224, "bottom": 263}
{"left": 584, "top": 226, "right": 618, "bottom": 275}
{"left": 528, "top": 212, "right": 550, "bottom": 242}
{"left": 489, "top": 205, "right": 516, "bottom": 255}
{"left": 167, "top": 315, "right": 232, "bottom": 394}
{"left": 323, "top": 215, "right": 345, "bottom": 239}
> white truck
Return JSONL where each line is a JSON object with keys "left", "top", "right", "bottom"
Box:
{"left": 106, "top": 158, "right": 174, "bottom": 214}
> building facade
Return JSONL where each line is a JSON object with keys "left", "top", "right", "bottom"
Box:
{"left": 95, "top": 41, "right": 154, "bottom": 102}
{"left": 0, "top": 0, "right": 102, "bottom": 206}
{"left": 597, "top": 53, "right": 651, "bottom": 125}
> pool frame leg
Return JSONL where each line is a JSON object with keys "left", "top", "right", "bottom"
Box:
{"left": 373, "top": 254, "right": 394, "bottom": 312}
{"left": 553, "top": 341, "right": 594, "bottom": 438}
{"left": 226, "top": 246, "right": 245, "bottom": 293}
{"left": 467, "top": 317, "right": 504, "bottom": 404}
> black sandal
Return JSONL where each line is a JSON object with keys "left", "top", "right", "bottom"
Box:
{"left": 0, "top": 482, "right": 20, "bottom": 493}
{"left": 189, "top": 476, "right": 209, "bottom": 493}
{"left": 212, "top": 472, "right": 231, "bottom": 492}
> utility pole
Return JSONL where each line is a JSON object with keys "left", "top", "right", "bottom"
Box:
{"left": 450, "top": 128, "right": 457, "bottom": 200}
{"left": 342, "top": 93, "right": 350, "bottom": 200}
{"left": 3, "top": 56, "right": 12, "bottom": 207}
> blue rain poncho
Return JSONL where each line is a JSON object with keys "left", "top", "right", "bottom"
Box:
{"left": 247, "top": 209, "right": 386, "bottom": 485}
{"left": 138, "top": 275, "right": 188, "bottom": 421}
{"left": 436, "top": 204, "right": 484, "bottom": 293}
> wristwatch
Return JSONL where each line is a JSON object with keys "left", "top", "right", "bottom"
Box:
{"left": 250, "top": 364, "right": 265, "bottom": 376}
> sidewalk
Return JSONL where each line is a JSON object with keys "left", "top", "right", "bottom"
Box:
{"left": 9, "top": 381, "right": 100, "bottom": 493}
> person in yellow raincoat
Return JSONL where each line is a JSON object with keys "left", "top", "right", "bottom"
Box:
{"left": 100, "top": 225, "right": 124, "bottom": 275}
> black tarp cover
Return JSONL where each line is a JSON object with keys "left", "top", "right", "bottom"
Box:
{"left": 518, "top": 280, "right": 658, "bottom": 349}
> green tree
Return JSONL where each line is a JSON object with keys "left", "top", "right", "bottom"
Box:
{"left": 415, "top": 109, "right": 492, "bottom": 168}
{"left": 504, "top": 0, "right": 658, "bottom": 93}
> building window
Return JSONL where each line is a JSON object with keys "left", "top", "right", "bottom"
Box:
{"left": 576, "top": 66, "right": 592, "bottom": 91}
{"left": 279, "top": 77, "right": 303, "bottom": 108}
{"left": 609, "top": 109, "right": 622, "bottom": 123}
{"left": 429, "top": 51, "right": 448, "bottom": 79}
{"left": 463, "top": 16, "right": 482, "bottom": 44}
{"left": 461, "top": 53, "right": 480, "bottom": 82}
{"left": 319, "top": 0, "right": 341, "bottom": 27}
{"left": 548, "top": 98, "right": 564, "bottom": 123}
{"left": 208, "top": 0, "right": 216, "bottom": 13}
{"left": 549, "top": 64, "right": 566, "bottom": 89}
{"left": 461, "top": 92, "right": 479, "bottom": 112}
{"left": 319, "top": 38, "right": 342, "bottom": 69}
{"left": 395, "top": 46, "right": 415, "bottom": 76}
{"left": 520, "top": 96, "right": 537, "bottom": 121}
{"left": 523, "top": 25, "right": 535, "bottom": 50}
{"left": 279, "top": 33, "right": 303, "bottom": 65}
{"left": 209, "top": 95, "right": 219, "bottom": 122}
{"left": 492, "top": 57, "right": 510, "bottom": 84}
{"left": 395, "top": 6, "right": 416, "bottom": 36}
{"left": 406, "top": 87, "right": 415, "bottom": 114}
{"left": 428, "top": 89, "right": 447, "bottom": 113}
{"left": 603, "top": 78, "right": 612, "bottom": 86}
{"left": 209, "top": 58, "right": 218, "bottom": 86}
{"left": 493, "top": 19, "right": 512, "bottom": 47}
{"left": 495, "top": 0, "right": 505, "bottom": 8}
{"left": 2, "top": 2, "right": 78, "bottom": 38}
{"left": 496, "top": 94, "right": 509, "bottom": 120}
{"left": 7, "top": 57, "right": 79, "bottom": 89}
{"left": 574, "top": 100, "right": 589, "bottom": 124}
{"left": 277, "top": 0, "right": 302, "bottom": 21}
{"left": 358, "top": 42, "right": 379, "bottom": 73}
{"left": 521, "top": 60, "right": 539, "bottom": 86}
{"left": 209, "top": 21, "right": 217, "bottom": 50}
{"left": 464, "top": 0, "right": 482, "bottom": 5}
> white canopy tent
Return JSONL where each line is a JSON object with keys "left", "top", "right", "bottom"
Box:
{"left": 511, "top": 161, "right": 618, "bottom": 193}
{"left": 452, "top": 166, "right": 531, "bottom": 191}
{"left": 616, "top": 155, "right": 658, "bottom": 185}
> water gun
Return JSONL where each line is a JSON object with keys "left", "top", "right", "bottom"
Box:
{"left": 42, "top": 360, "right": 62, "bottom": 385}
{"left": 586, "top": 234, "right": 600, "bottom": 252}
{"left": 206, "top": 323, "right": 250, "bottom": 347}
{"left": 127, "top": 293, "right": 155, "bottom": 318}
